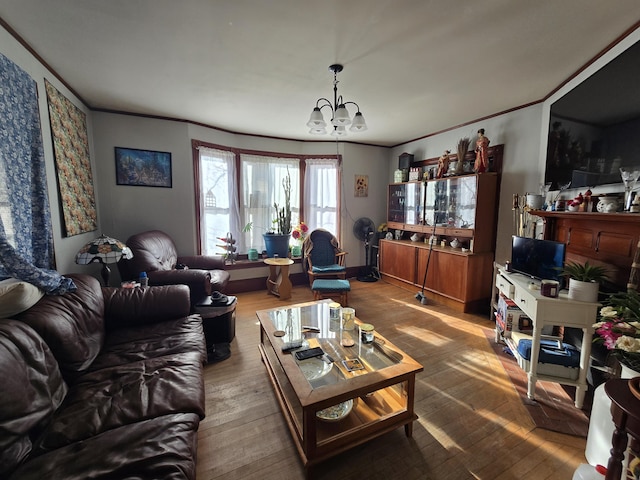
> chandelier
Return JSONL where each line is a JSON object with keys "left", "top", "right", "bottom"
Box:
{"left": 306, "top": 64, "right": 367, "bottom": 137}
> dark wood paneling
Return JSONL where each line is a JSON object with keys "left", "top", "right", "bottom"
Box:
{"left": 533, "top": 210, "right": 640, "bottom": 289}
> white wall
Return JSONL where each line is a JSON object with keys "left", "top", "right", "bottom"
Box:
{"left": 0, "top": 25, "right": 100, "bottom": 278}
{"left": 389, "top": 104, "right": 545, "bottom": 265}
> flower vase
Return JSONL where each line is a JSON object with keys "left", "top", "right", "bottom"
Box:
{"left": 291, "top": 242, "right": 302, "bottom": 258}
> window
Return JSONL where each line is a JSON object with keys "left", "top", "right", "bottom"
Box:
{"left": 196, "top": 147, "right": 239, "bottom": 256}
{"left": 304, "top": 158, "right": 341, "bottom": 234}
{"left": 193, "top": 141, "right": 340, "bottom": 256}
{"left": 240, "top": 154, "right": 300, "bottom": 254}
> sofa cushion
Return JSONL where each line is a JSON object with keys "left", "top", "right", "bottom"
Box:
{"left": 34, "top": 351, "right": 205, "bottom": 453}
{"left": 15, "top": 274, "right": 105, "bottom": 383}
{"left": 87, "top": 316, "right": 206, "bottom": 371}
{"left": 0, "top": 278, "right": 44, "bottom": 318}
{"left": 8, "top": 413, "right": 200, "bottom": 480}
{"left": 0, "top": 320, "right": 67, "bottom": 478}
{"left": 102, "top": 283, "right": 191, "bottom": 331}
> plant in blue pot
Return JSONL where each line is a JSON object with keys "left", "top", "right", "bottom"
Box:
{"left": 263, "top": 169, "right": 292, "bottom": 258}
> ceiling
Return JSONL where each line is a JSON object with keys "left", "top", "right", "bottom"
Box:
{"left": 1, "top": 1, "right": 639, "bottom": 147}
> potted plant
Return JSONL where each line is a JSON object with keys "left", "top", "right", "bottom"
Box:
{"left": 560, "top": 261, "right": 609, "bottom": 302}
{"left": 593, "top": 289, "right": 640, "bottom": 377}
{"left": 263, "top": 169, "right": 292, "bottom": 258}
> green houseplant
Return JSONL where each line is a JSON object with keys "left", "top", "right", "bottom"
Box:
{"left": 263, "top": 169, "right": 292, "bottom": 258}
{"left": 560, "top": 261, "right": 609, "bottom": 302}
{"left": 272, "top": 169, "right": 292, "bottom": 235}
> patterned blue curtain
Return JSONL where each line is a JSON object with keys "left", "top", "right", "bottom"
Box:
{"left": 0, "top": 53, "right": 75, "bottom": 294}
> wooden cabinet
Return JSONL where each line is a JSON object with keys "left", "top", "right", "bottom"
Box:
{"left": 379, "top": 240, "right": 417, "bottom": 285}
{"left": 380, "top": 239, "right": 494, "bottom": 313}
{"left": 386, "top": 173, "right": 499, "bottom": 253}
{"left": 380, "top": 167, "right": 500, "bottom": 313}
{"left": 532, "top": 210, "right": 640, "bottom": 288}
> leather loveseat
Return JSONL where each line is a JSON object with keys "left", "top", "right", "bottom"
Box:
{"left": 0, "top": 274, "right": 206, "bottom": 479}
{"left": 118, "top": 230, "right": 230, "bottom": 306}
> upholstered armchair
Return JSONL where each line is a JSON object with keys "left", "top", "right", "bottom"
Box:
{"left": 302, "top": 229, "right": 347, "bottom": 286}
{"left": 117, "top": 230, "right": 230, "bottom": 306}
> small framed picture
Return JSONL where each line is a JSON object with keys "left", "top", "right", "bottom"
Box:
{"left": 355, "top": 174, "right": 368, "bottom": 197}
{"left": 115, "top": 147, "right": 172, "bottom": 188}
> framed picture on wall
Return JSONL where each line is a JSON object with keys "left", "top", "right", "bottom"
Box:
{"left": 355, "top": 174, "right": 368, "bottom": 197}
{"left": 115, "top": 147, "right": 172, "bottom": 188}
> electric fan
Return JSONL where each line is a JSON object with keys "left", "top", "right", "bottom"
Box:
{"left": 353, "top": 217, "right": 378, "bottom": 282}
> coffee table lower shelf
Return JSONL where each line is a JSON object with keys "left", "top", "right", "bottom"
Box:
{"left": 258, "top": 343, "right": 419, "bottom": 477}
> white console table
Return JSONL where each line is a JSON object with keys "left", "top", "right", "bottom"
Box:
{"left": 493, "top": 265, "right": 600, "bottom": 408}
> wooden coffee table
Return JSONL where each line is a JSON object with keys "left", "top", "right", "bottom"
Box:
{"left": 257, "top": 300, "right": 423, "bottom": 478}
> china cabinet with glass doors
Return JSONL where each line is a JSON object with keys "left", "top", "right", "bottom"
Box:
{"left": 380, "top": 172, "right": 499, "bottom": 313}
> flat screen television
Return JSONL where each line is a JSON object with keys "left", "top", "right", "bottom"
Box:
{"left": 511, "top": 236, "right": 566, "bottom": 283}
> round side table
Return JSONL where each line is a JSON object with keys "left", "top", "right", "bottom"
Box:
{"left": 264, "top": 258, "right": 294, "bottom": 300}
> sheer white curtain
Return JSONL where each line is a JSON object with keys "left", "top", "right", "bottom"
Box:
{"left": 304, "top": 158, "right": 340, "bottom": 236}
{"left": 198, "top": 147, "right": 241, "bottom": 255}
{"left": 240, "top": 154, "right": 300, "bottom": 253}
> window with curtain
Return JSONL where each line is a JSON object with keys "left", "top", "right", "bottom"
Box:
{"left": 197, "top": 146, "right": 240, "bottom": 256}
{"left": 240, "top": 154, "right": 300, "bottom": 253}
{"left": 194, "top": 142, "right": 339, "bottom": 256}
{"left": 304, "top": 158, "right": 340, "bottom": 236}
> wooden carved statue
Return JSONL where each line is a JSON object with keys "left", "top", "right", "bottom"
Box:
{"left": 474, "top": 128, "right": 490, "bottom": 173}
{"left": 436, "top": 150, "right": 451, "bottom": 178}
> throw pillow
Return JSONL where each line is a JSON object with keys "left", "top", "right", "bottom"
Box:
{"left": 0, "top": 278, "right": 45, "bottom": 318}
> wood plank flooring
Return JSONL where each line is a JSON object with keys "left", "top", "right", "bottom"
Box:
{"left": 197, "top": 280, "right": 588, "bottom": 480}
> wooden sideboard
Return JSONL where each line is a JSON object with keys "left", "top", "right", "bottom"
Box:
{"left": 379, "top": 239, "right": 494, "bottom": 312}
{"left": 531, "top": 210, "right": 640, "bottom": 289}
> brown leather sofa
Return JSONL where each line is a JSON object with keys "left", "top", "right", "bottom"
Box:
{"left": 118, "top": 230, "right": 230, "bottom": 306}
{"left": 0, "top": 274, "right": 206, "bottom": 479}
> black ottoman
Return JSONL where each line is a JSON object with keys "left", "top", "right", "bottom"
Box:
{"left": 194, "top": 295, "right": 237, "bottom": 362}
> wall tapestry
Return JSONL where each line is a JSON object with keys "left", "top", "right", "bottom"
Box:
{"left": 0, "top": 53, "right": 54, "bottom": 271}
{"left": 45, "top": 79, "right": 97, "bottom": 237}
{"left": 115, "top": 147, "right": 172, "bottom": 187}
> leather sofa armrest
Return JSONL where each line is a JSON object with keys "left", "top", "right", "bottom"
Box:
{"left": 177, "top": 255, "right": 226, "bottom": 270}
{"left": 102, "top": 284, "right": 191, "bottom": 330}
{"left": 147, "top": 269, "right": 211, "bottom": 303}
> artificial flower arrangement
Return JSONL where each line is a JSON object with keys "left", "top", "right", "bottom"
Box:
{"left": 291, "top": 221, "right": 309, "bottom": 242}
{"left": 593, "top": 289, "right": 640, "bottom": 371}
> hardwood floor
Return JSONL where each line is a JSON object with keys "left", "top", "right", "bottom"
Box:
{"left": 197, "top": 280, "right": 588, "bottom": 480}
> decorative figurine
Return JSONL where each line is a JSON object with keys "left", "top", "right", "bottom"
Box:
{"left": 474, "top": 128, "right": 490, "bottom": 173}
{"left": 436, "top": 150, "right": 451, "bottom": 178}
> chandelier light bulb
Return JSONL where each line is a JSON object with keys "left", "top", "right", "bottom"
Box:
{"left": 309, "top": 126, "right": 327, "bottom": 135}
{"left": 306, "top": 64, "right": 366, "bottom": 137}
{"left": 349, "top": 112, "right": 368, "bottom": 132}
{"left": 306, "top": 107, "right": 326, "bottom": 128}
{"left": 332, "top": 104, "right": 351, "bottom": 126}
{"left": 330, "top": 126, "right": 348, "bottom": 137}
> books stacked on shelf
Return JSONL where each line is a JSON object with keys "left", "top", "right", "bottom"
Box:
{"left": 497, "top": 293, "right": 532, "bottom": 337}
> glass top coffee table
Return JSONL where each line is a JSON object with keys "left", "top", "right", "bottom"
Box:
{"left": 257, "top": 300, "right": 423, "bottom": 477}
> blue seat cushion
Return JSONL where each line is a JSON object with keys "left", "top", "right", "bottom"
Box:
{"left": 311, "top": 264, "right": 346, "bottom": 274}
{"left": 312, "top": 279, "right": 351, "bottom": 292}
{"left": 516, "top": 338, "right": 580, "bottom": 368}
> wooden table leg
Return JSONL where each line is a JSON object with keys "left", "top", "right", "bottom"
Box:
{"left": 278, "top": 264, "right": 292, "bottom": 299}
{"left": 404, "top": 421, "right": 413, "bottom": 437}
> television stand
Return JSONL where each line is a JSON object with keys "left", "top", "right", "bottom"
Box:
{"left": 491, "top": 263, "right": 600, "bottom": 408}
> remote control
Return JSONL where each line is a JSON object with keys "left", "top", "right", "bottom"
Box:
{"left": 294, "top": 347, "right": 324, "bottom": 361}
